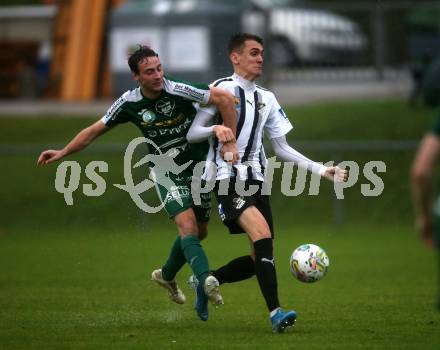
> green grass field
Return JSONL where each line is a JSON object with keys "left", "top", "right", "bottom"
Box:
{"left": 1, "top": 226, "right": 438, "bottom": 350}
{"left": 0, "top": 98, "right": 439, "bottom": 349}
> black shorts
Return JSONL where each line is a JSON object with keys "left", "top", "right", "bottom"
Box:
{"left": 214, "top": 178, "right": 274, "bottom": 236}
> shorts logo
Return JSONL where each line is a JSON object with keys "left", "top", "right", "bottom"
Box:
{"left": 156, "top": 97, "right": 175, "bottom": 117}
{"left": 232, "top": 196, "right": 246, "bottom": 210}
{"left": 218, "top": 203, "right": 226, "bottom": 221}
{"left": 165, "top": 185, "right": 190, "bottom": 203}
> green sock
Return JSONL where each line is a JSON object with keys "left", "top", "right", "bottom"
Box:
{"left": 161, "top": 235, "right": 186, "bottom": 281}
{"left": 181, "top": 235, "right": 209, "bottom": 285}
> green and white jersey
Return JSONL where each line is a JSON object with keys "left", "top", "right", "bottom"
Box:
{"left": 101, "top": 76, "right": 211, "bottom": 164}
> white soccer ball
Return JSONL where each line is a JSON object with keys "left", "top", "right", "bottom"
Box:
{"left": 290, "top": 244, "right": 330, "bottom": 283}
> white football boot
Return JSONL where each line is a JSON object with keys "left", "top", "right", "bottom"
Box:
{"left": 204, "top": 275, "right": 224, "bottom": 307}
{"left": 188, "top": 274, "right": 224, "bottom": 307}
{"left": 151, "top": 269, "right": 186, "bottom": 304}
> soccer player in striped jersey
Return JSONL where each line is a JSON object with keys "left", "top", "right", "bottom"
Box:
{"left": 187, "top": 33, "right": 348, "bottom": 332}
{"left": 37, "top": 45, "right": 239, "bottom": 321}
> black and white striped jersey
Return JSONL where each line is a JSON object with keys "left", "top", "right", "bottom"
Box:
{"left": 201, "top": 73, "right": 293, "bottom": 181}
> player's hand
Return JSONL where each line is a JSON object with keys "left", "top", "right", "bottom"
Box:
{"left": 220, "top": 142, "right": 240, "bottom": 164}
{"left": 323, "top": 166, "right": 348, "bottom": 183}
{"left": 213, "top": 125, "right": 235, "bottom": 143}
{"left": 37, "top": 149, "right": 64, "bottom": 166}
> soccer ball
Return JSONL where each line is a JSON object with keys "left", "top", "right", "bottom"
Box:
{"left": 290, "top": 244, "right": 329, "bottom": 283}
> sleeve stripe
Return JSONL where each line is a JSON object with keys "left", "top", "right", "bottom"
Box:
{"left": 213, "top": 78, "right": 233, "bottom": 87}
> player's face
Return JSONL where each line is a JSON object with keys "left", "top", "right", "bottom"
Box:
{"left": 134, "top": 56, "right": 164, "bottom": 98}
{"left": 231, "top": 40, "right": 264, "bottom": 80}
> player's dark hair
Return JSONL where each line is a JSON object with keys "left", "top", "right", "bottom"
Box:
{"left": 128, "top": 45, "right": 159, "bottom": 74}
{"left": 228, "top": 33, "right": 263, "bottom": 54}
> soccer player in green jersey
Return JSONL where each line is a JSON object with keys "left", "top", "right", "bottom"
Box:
{"left": 411, "top": 112, "right": 440, "bottom": 309}
{"left": 37, "top": 45, "right": 238, "bottom": 321}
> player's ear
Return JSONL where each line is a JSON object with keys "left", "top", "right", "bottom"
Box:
{"left": 230, "top": 52, "right": 239, "bottom": 65}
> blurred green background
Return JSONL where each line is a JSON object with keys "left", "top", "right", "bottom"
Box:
{"left": 0, "top": 98, "right": 436, "bottom": 232}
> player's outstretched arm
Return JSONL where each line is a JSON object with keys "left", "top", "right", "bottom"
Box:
{"left": 187, "top": 110, "right": 235, "bottom": 145}
{"left": 37, "top": 120, "right": 111, "bottom": 166}
{"left": 411, "top": 133, "right": 440, "bottom": 247}
{"left": 271, "top": 136, "right": 348, "bottom": 182}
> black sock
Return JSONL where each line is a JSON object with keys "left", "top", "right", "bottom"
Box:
{"left": 254, "top": 238, "right": 279, "bottom": 312}
{"left": 212, "top": 255, "right": 255, "bottom": 284}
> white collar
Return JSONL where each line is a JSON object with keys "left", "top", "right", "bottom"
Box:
{"left": 232, "top": 73, "right": 256, "bottom": 91}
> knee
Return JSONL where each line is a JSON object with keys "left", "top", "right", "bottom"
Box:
{"left": 176, "top": 218, "right": 198, "bottom": 236}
